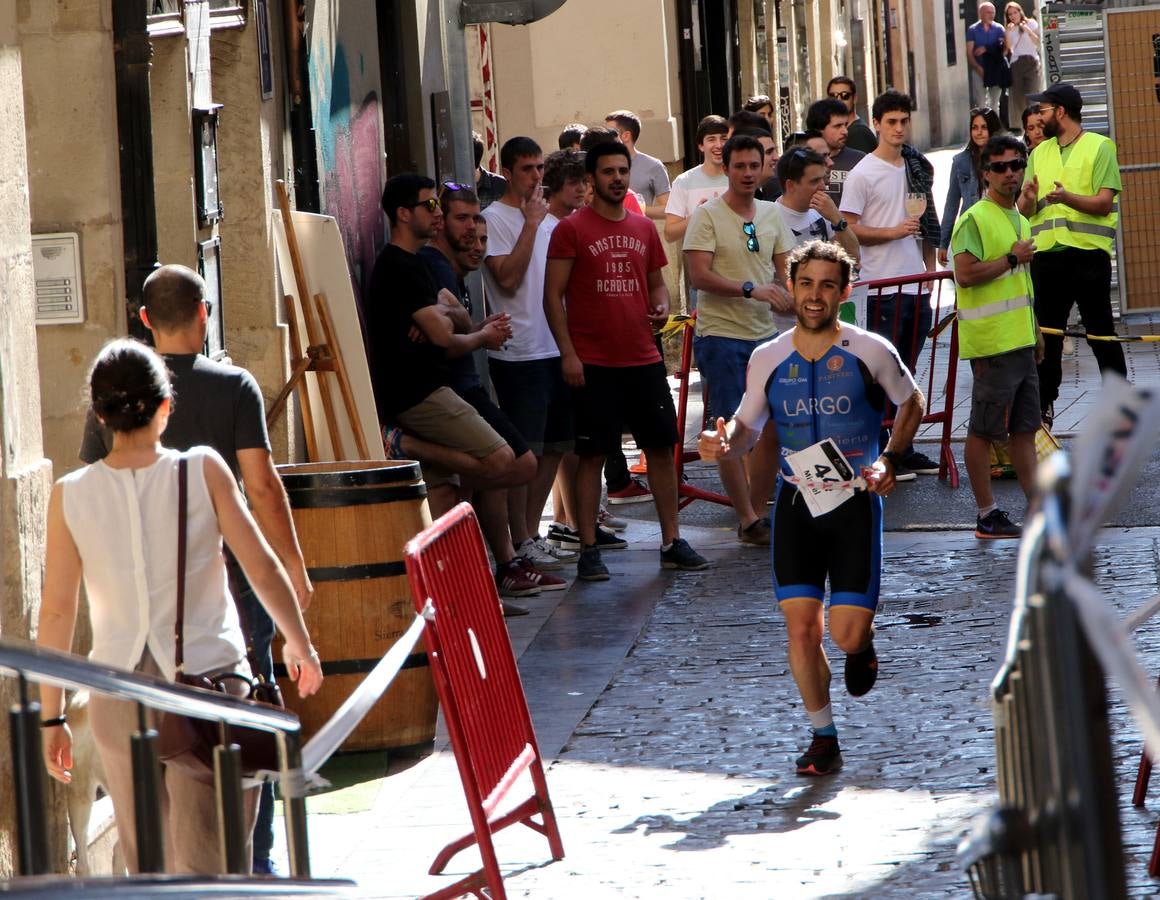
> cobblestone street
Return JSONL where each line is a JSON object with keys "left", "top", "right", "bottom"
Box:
{"left": 293, "top": 522, "right": 1160, "bottom": 898}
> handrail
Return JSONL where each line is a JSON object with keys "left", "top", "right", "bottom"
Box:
{"left": 0, "top": 641, "right": 301, "bottom": 736}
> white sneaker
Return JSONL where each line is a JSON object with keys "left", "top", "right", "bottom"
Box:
{"left": 534, "top": 534, "right": 577, "bottom": 564}
{"left": 517, "top": 537, "right": 565, "bottom": 570}
{"left": 598, "top": 506, "right": 628, "bottom": 532}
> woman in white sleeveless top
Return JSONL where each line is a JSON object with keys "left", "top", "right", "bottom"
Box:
{"left": 37, "top": 339, "right": 323, "bottom": 874}
{"left": 1005, "top": 2, "right": 1042, "bottom": 132}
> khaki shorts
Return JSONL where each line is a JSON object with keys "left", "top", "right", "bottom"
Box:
{"left": 395, "top": 386, "right": 507, "bottom": 488}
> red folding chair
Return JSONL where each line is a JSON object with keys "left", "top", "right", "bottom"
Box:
{"left": 405, "top": 503, "right": 565, "bottom": 900}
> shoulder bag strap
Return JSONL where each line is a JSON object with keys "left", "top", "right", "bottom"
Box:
{"left": 175, "top": 456, "right": 188, "bottom": 675}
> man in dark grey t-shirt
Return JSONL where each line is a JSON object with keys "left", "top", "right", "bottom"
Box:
{"left": 606, "top": 109, "right": 671, "bottom": 220}
{"left": 79, "top": 264, "right": 312, "bottom": 876}
{"left": 806, "top": 98, "right": 865, "bottom": 210}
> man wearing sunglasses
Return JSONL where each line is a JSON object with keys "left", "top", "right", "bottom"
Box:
{"left": 684, "top": 134, "right": 795, "bottom": 546}
{"left": 826, "top": 76, "right": 877, "bottom": 155}
{"left": 1017, "top": 82, "right": 1126, "bottom": 428}
{"left": 951, "top": 135, "right": 1043, "bottom": 540}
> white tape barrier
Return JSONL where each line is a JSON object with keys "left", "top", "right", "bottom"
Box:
{"left": 1067, "top": 376, "right": 1160, "bottom": 560}
{"left": 253, "top": 602, "right": 432, "bottom": 794}
{"left": 1059, "top": 563, "right": 1160, "bottom": 762}
{"left": 1125, "top": 593, "right": 1160, "bottom": 633}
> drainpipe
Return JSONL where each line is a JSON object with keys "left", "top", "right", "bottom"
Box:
{"left": 283, "top": 0, "right": 320, "bottom": 212}
{"left": 112, "top": 0, "right": 159, "bottom": 340}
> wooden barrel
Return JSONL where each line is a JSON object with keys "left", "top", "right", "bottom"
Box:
{"left": 275, "top": 460, "right": 437, "bottom": 753}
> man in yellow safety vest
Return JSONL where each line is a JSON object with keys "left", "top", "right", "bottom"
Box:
{"left": 953, "top": 135, "right": 1044, "bottom": 539}
{"left": 1016, "top": 82, "right": 1125, "bottom": 427}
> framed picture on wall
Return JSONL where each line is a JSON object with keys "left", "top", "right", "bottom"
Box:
{"left": 199, "top": 236, "right": 225, "bottom": 360}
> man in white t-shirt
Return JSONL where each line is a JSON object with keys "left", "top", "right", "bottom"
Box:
{"left": 839, "top": 90, "right": 939, "bottom": 477}
{"left": 664, "top": 115, "right": 729, "bottom": 245}
{"left": 775, "top": 147, "right": 861, "bottom": 325}
{"left": 482, "top": 136, "right": 575, "bottom": 570}
{"left": 606, "top": 109, "right": 671, "bottom": 221}
{"left": 683, "top": 134, "right": 795, "bottom": 546}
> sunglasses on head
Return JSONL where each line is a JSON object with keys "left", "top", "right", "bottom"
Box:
{"left": 411, "top": 197, "right": 440, "bottom": 213}
{"left": 742, "top": 221, "right": 759, "bottom": 253}
{"left": 828, "top": 90, "right": 853, "bottom": 101}
{"left": 970, "top": 106, "right": 994, "bottom": 117}
{"left": 440, "top": 181, "right": 470, "bottom": 196}
{"left": 986, "top": 158, "right": 1028, "bottom": 173}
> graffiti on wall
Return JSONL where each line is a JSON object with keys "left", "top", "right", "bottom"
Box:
{"left": 310, "top": 38, "right": 386, "bottom": 304}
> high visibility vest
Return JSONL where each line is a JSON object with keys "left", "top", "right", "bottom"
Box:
{"left": 1029, "top": 132, "right": 1118, "bottom": 255}
{"left": 951, "top": 198, "right": 1037, "bottom": 360}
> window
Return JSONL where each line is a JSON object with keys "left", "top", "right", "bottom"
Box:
{"left": 945, "top": 0, "right": 958, "bottom": 67}
{"left": 148, "top": 0, "right": 247, "bottom": 37}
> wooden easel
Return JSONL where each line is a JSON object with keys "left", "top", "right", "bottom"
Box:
{"left": 267, "top": 180, "right": 369, "bottom": 461}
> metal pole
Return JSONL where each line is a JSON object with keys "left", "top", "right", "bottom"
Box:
{"left": 215, "top": 741, "right": 248, "bottom": 875}
{"left": 131, "top": 703, "right": 166, "bottom": 873}
{"left": 10, "top": 675, "right": 50, "bottom": 875}
{"left": 281, "top": 731, "right": 312, "bottom": 878}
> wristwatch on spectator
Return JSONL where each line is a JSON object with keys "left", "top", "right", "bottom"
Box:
{"left": 742, "top": 281, "right": 754, "bottom": 299}
{"left": 1006, "top": 252, "right": 1019, "bottom": 270}
{"left": 832, "top": 218, "right": 849, "bottom": 232}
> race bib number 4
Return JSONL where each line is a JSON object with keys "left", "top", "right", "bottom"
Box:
{"left": 785, "top": 438, "right": 863, "bottom": 517}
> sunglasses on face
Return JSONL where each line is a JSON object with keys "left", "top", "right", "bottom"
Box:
{"left": 986, "top": 158, "right": 1028, "bottom": 173}
{"left": 829, "top": 90, "right": 853, "bottom": 101}
{"left": 412, "top": 197, "right": 440, "bottom": 213}
{"left": 743, "top": 221, "right": 759, "bottom": 253}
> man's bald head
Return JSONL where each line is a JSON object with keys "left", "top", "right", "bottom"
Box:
{"left": 142, "top": 264, "right": 206, "bottom": 332}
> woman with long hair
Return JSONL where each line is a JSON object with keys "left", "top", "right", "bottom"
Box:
{"left": 1022, "top": 104, "right": 1045, "bottom": 150}
{"left": 37, "top": 339, "right": 323, "bottom": 874}
{"left": 1005, "top": 2, "right": 1042, "bottom": 131}
{"left": 938, "top": 107, "right": 1004, "bottom": 266}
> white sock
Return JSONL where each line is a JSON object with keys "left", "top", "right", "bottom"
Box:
{"left": 978, "top": 503, "right": 998, "bottom": 518}
{"left": 807, "top": 703, "right": 834, "bottom": 731}
{"left": 660, "top": 541, "right": 673, "bottom": 552}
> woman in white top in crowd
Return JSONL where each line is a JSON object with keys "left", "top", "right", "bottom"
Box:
{"left": 38, "top": 338, "right": 323, "bottom": 874}
{"left": 1005, "top": 2, "right": 1042, "bottom": 132}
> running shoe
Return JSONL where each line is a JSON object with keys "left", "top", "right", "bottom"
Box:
{"left": 844, "top": 634, "right": 879, "bottom": 697}
{"left": 737, "top": 517, "right": 771, "bottom": 546}
{"left": 598, "top": 506, "right": 628, "bottom": 531}
{"left": 795, "top": 733, "right": 843, "bottom": 776}
{"left": 976, "top": 508, "right": 1022, "bottom": 540}
{"left": 607, "top": 477, "right": 652, "bottom": 505}
{"left": 495, "top": 559, "right": 541, "bottom": 598}
{"left": 660, "top": 538, "right": 710, "bottom": 571}
{"left": 515, "top": 557, "right": 568, "bottom": 591}
{"left": 577, "top": 546, "right": 610, "bottom": 581}
{"left": 501, "top": 600, "right": 530, "bottom": 617}
{"left": 900, "top": 449, "right": 940, "bottom": 475}
{"left": 548, "top": 523, "right": 627, "bottom": 551}
{"left": 534, "top": 534, "right": 577, "bottom": 564}
{"left": 516, "top": 537, "right": 565, "bottom": 571}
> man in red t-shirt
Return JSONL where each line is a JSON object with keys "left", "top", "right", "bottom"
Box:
{"left": 545, "top": 142, "right": 709, "bottom": 580}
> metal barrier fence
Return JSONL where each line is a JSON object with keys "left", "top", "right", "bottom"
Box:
{"left": 958, "top": 452, "right": 1127, "bottom": 898}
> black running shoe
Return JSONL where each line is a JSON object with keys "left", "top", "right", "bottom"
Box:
{"left": 795, "top": 733, "right": 843, "bottom": 776}
{"left": 901, "top": 449, "right": 940, "bottom": 475}
{"left": 844, "top": 635, "right": 879, "bottom": 697}
{"left": 660, "top": 538, "right": 710, "bottom": 571}
{"left": 976, "top": 508, "right": 1021, "bottom": 540}
{"left": 577, "top": 546, "right": 610, "bottom": 581}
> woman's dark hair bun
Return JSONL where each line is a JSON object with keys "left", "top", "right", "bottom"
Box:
{"left": 88, "top": 339, "right": 171, "bottom": 433}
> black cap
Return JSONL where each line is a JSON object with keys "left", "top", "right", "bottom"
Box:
{"left": 1026, "top": 83, "right": 1083, "bottom": 111}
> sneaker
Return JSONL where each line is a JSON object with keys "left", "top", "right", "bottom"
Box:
{"left": 252, "top": 858, "right": 278, "bottom": 877}
{"left": 548, "top": 523, "right": 627, "bottom": 551}
{"left": 495, "top": 559, "right": 542, "bottom": 598}
{"left": 534, "top": 534, "right": 577, "bottom": 564}
{"left": 607, "top": 477, "right": 652, "bottom": 505}
{"left": 577, "top": 546, "right": 610, "bottom": 581}
{"left": 660, "top": 538, "right": 710, "bottom": 571}
{"left": 628, "top": 457, "right": 649, "bottom": 476}
{"left": 502, "top": 599, "right": 530, "bottom": 617}
{"left": 382, "top": 426, "right": 406, "bottom": 460}
{"left": 795, "top": 733, "right": 843, "bottom": 776}
{"left": 598, "top": 506, "right": 628, "bottom": 531}
{"left": 976, "top": 508, "right": 1022, "bottom": 540}
{"left": 516, "top": 556, "right": 568, "bottom": 592}
{"left": 516, "top": 537, "right": 565, "bottom": 571}
{"left": 844, "top": 633, "right": 879, "bottom": 697}
{"left": 892, "top": 468, "right": 918, "bottom": 483}
{"left": 737, "top": 517, "right": 771, "bottom": 546}
{"left": 901, "top": 449, "right": 940, "bottom": 475}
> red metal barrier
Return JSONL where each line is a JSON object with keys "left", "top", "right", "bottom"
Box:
{"left": 858, "top": 270, "right": 960, "bottom": 487}
{"left": 404, "top": 504, "right": 565, "bottom": 900}
{"left": 672, "top": 311, "right": 732, "bottom": 510}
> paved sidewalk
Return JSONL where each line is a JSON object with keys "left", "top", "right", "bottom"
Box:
{"left": 279, "top": 523, "right": 1160, "bottom": 898}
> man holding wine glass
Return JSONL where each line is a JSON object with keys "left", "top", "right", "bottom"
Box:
{"left": 839, "top": 90, "right": 941, "bottom": 478}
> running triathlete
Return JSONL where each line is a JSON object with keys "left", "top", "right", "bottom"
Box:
{"left": 699, "top": 240, "right": 925, "bottom": 776}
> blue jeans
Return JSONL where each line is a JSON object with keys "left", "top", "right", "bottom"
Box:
{"left": 235, "top": 575, "right": 277, "bottom": 863}
{"left": 693, "top": 333, "right": 766, "bottom": 422}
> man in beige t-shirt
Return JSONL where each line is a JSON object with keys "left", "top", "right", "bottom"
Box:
{"left": 684, "top": 133, "right": 794, "bottom": 545}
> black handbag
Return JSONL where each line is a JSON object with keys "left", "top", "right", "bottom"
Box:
{"left": 157, "top": 456, "right": 285, "bottom": 783}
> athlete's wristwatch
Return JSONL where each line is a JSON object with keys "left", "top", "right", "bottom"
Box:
{"left": 1006, "top": 252, "right": 1019, "bottom": 270}
{"left": 742, "top": 281, "right": 755, "bottom": 299}
{"left": 880, "top": 450, "right": 904, "bottom": 470}
{"left": 832, "top": 218, "right": 849, "bottom": 232}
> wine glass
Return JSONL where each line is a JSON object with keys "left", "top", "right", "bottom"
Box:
{"left": 904, "top": 192, "right": 927, "bottom": 243}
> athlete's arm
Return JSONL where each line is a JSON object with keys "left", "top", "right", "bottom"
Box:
{"left": 699, "top": 415, "right": 761, "bottom": 461}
